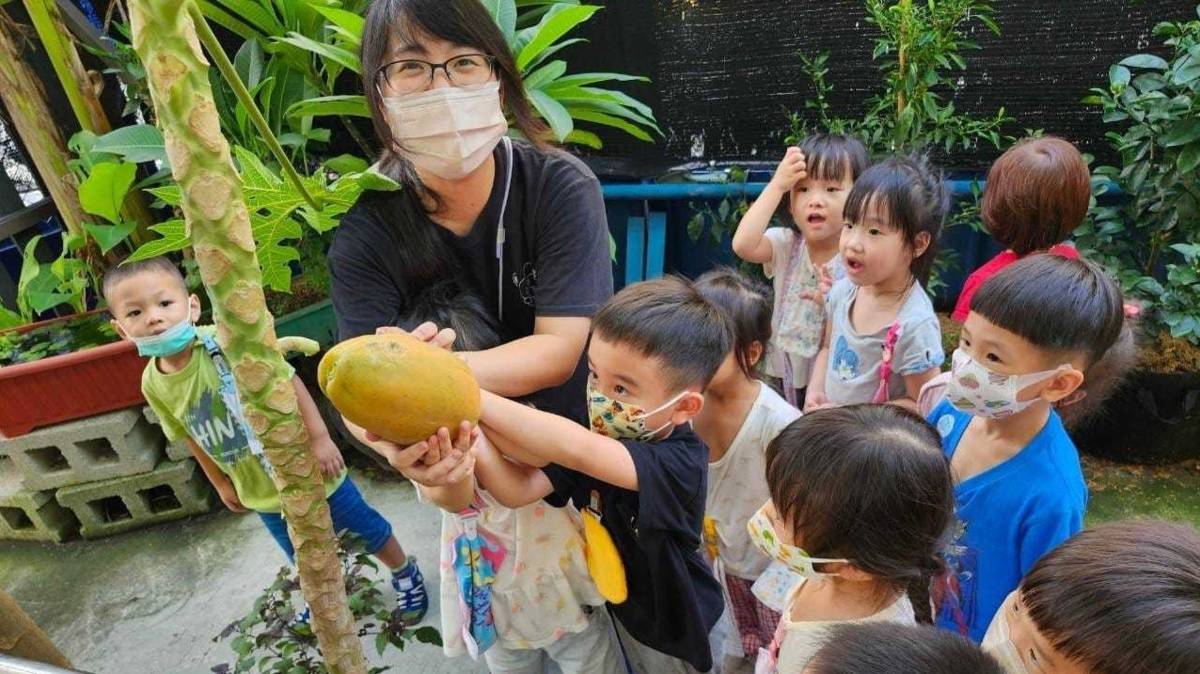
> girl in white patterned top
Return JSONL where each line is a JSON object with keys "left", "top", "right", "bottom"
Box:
{"left": 732, "top": 135, "right": 869, "bottom": 406}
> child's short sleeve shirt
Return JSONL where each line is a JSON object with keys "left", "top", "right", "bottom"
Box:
{"left": 140, "top": 327, "right": 343, "bottom": 513}
{"left": 823, "top": 279, "right": 944, "bottom": 404}
{"left": 929, "top": 401, "right": 1087, "bottom": 642}
{"left": 541, "top": 425, "right": 724, "bottom": 671}
{"left": 762, "top": 227, "right": 846, "bottom": 384}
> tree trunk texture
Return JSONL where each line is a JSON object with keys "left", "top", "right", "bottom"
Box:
{"left": 0, "top": 12, "right": 103, "bottom": 271}
{"left": 124, "top": 1, "right": 366, "bottom": 671}
{"left": 0, "top": 589, "right": 72, "bottom": 669}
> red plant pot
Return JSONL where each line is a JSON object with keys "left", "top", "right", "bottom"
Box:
{"left": 0, "top": 310, "right": 146, "bottom": 438}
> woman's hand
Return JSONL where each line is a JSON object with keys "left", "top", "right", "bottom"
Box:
{"left": 365, "top": 423, "right": 478, "bottom": 487}
{"left": 376, "top": 323, "right": 457, "bottom": 351}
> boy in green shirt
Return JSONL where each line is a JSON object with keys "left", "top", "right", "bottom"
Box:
{"left": 103, "top": 257, "right": 428, "bottom": 622}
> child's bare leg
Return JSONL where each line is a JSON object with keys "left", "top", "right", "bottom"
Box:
{"left": 374, "top": 536, "right": 407, "bottom": 570}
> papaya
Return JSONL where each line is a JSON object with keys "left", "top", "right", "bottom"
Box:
{"left": 317, "top": 332, "right": 480, "bottom": 445}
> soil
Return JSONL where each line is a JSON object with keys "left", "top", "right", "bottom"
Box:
{"left": 1137, "top": 330, "right": 1200, "bottom": 374}
{"left": 264, "top": 275, "right": 329, "bottom": 317}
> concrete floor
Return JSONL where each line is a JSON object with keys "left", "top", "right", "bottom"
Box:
{"left": 0, "top": 469, "right": 489, "bottom": 674}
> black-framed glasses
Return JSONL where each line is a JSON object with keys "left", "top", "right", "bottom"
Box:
{"left": 376, "top": 53, "right": 497, "bottom": 95}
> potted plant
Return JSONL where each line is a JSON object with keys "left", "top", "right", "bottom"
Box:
{"left": 1072, "top": 5, "right": 1200, "bottom": 463}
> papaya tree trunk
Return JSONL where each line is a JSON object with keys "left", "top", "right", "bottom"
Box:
{"left": 125, "top": 2, "right": 366, "bottom": 672}
{"left": 0, "top": 12, "right": 104, "bottom": 273}
{"left": 0, "top": 589, "right": 72, "bottom": 669}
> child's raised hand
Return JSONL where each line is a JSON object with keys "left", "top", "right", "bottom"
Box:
{"left": 768, "top": 147, "right": 807, "bottom": 194}
{"left": 800, "top": 263, "right": 836, "bottom": 302}
{"left": 311, "top": 436, "right": 346, "bottom": 477}
{"left": 375, "top": 423, "right": 478, "bottom": 487}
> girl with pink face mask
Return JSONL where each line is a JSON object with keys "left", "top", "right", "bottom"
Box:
{"left": 331, "top": 0, "right": 613, "bottom": 434}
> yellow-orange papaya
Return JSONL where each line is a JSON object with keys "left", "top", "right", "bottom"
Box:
{"left": 317, "top": 332, "right": 480, "bottom": 445}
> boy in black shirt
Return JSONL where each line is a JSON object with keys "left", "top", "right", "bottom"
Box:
{"left": 472, "top": 276, "right": 731, "bottom": 673}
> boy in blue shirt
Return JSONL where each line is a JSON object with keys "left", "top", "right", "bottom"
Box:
{"left": 928, "top": 255, "right": 1126, "bottom": 642}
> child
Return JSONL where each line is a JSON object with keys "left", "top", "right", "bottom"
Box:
{"left": 928, "top": 254, "right": 1125, "bottom": 642}
{"left": 806, "top": 156, "right": 949, "bottom": 411}
{"left": 458, "top": 276, "right": 732, "bottom": 673}
{"left": 751, "top": 404, "right": 956, "bottom": 673}
{"left": 692, "top": 269, "right": 801, "bottom": 673}
{"left": 397, "top": 287, "right": 623, "bottom": 673}
{"left": 951, "top": 136, "right": 1089, "bottom": 323}
{"left": 807, "top": 623, "right": 1004, "bottom": 674}
{"left": 103, "top": 257, "right": 429, "bottom": 621}
{"left": 981, "top": 520, "right": 1200, "bottom": 674}
{"left": 731, "top": 135, "right": 869, "bottom": 405}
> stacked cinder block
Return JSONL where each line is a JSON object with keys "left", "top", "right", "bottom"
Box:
{"left": 0, "top": 407, "right": 214, "bottom": 542}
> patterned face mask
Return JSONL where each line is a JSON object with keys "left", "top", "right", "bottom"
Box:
{"left": 586, "top": 386, "right": 688, "bottom": 441}
{"left": 945, "top": 348, "right": 1068, "bottom": 419}
{"left": 746, "top": 504, "right": 848, "bottom": 579}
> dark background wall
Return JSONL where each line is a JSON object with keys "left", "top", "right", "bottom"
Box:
{"left": 565, "top": 0, "right": 1197, "bottom": 176}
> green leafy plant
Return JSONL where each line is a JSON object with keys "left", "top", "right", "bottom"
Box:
{"left": 128, "top": 147, "right": 396, "bottom": 292}
{"left": 286, "top": 0, "right": 659, "bottom": 148}
{"left": 0, "top": 235, "right": 90, "bottom": 328}
{"left": 0, "top": 314, "right": 119, "bottom": 367}
{"left": 211, "top": 534, "right": 441, "bottom": 674}
{"left": 788, "top": 0, "right": 1011, "bottom": 155}
{"left": 1079, "top": 5, "right": 1200, "bottom": 344}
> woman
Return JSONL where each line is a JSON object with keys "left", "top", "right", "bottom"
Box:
{"left": 330, "top": 0, "right": 613, "bottom": 425}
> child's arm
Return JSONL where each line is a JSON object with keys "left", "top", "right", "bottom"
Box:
{"left": 894, "top": 368, "right": 940, "bottom": 412}
{"left": 292, "top": 375, "right": 345, "bottom": 477}
{"left": 414, "top": 424, "right": 478, "bottom": 513}
{"left": 187, "top": 439, "right": 246, "bottom": 513}
{"left": 732, "top": 147, "right": 806, "bottom": 264}
{"left": 472, "top": 431, "right": 554, "bottom": 509}
{"left": 479, "top": 390, "right": 638, "bottom": 490}
{"left": 804, "top": 319, "right": 833, "bottom": 411}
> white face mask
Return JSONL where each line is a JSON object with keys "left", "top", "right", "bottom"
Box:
{"left": 982, "top": 593, "right": 1031, "bottom": 674}
{"left": 383, "top": 80, "right": 508, "bottom": 180}
{"left": 945, "top": 348, "right": 1067, "bottom": 419}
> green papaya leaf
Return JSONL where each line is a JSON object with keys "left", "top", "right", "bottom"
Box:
{"left": 83, "top": 221, "right": 139, "bottom": 255}
{"left": 79, "top": 161, "right": 137, "bottom": 225}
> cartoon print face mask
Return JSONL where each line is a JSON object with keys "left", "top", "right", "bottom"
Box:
{"left": 586, "top": 386, "right": 688, "bottom": 441}
{"left": 746, "top": 504, "right": 849, "bottom": 579}
{"left": 945, "top": 348, "right": 1068, "bottom": 419}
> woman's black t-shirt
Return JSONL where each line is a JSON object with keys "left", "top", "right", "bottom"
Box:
{"left": 328, "top": 139, "right": 613, "bottom": 423}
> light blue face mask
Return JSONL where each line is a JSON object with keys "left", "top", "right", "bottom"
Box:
{"left": 131, "top": 313, "right": 197, "bottom": 357}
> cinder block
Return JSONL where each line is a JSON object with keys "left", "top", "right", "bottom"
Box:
{"left": 55, "top": 459, "right": 215, "bottom": 539}
{"left": 141, "top": 406, "right": 191, "bottom": 462}
{"left": 0, "top": 408, "right": 164, "bottom": 490}
{"left": 0, "top": 469, "right": 79, "bottom": 543}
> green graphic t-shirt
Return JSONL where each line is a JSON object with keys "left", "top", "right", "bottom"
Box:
{"left": 141, "top": 326, "right": 345, "bottom": 512}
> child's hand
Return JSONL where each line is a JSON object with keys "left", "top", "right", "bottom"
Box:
{"left": 803, "top": 390, "right": 833, "bottom": 413}
{"left": 216, "top": 483, "right": 248, "bottom": 513}
{"left": 800, "top": 263, "right": 835, "bottom": 302}
{"left": 311, "top": 436, "right": 346, "bottom": 477}
{"left": 767, "top": 147, "right": 807, "bottom": 195}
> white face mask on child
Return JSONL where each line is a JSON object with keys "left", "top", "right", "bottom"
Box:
{"left": 945, "top": 348, "right": 1068, "bottom": 419}
{"left": 981, "top": 593, "right": 1031, "bottom": 674}
{"left": 746, "top": 504, "right": 849, "bottom": 579}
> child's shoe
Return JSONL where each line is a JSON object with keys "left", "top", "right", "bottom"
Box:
{"left": 391, "top": 557, "right": 428, "bottom": 623}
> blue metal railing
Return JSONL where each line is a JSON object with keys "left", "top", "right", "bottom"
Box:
{"left": 601, "top": 179, "right": 984, "bottom": 200}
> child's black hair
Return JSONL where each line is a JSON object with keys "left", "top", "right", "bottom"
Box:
{"left": 786, "top": 134, "right": 871, "bottom": 230}
{"left": 971, "top": 255, "right": 1124, "bottom": 368}
{"left": 843, "top": 154, "right": 950, "bottom": 283}
{"left": 396, "top": 279, "right": 503, "bottom": 352}
{"left": 808, "top": 623, "right": 1005, "bottom": 674}
{"left": 592, "top": 276, "right": 733, "bottom": 391}
{"left": 101, "top": 256, "right": 186, "bottom": 304}
{"left": 1020, "top": 520, "right": 1200, "bottom": 674}
{"left": 693, "top": 267, "right": 771, "bottom": 380}
{"left": 765, "top": 405, "right": 954, "bottom": 608}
